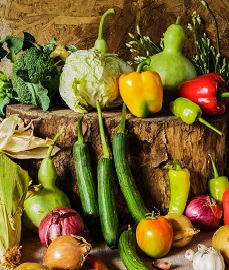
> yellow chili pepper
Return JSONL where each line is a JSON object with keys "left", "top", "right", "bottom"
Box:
{"left": 119, "top": 59, "right": 163, "bottom": 117}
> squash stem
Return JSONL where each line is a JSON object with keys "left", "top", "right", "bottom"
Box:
{"left": 96, "top": 100, "right": 110, "bottom": 159}
{"left": 94, "top": 8, "right": 115, "bottom": 53}
{"left": 77, "top": 114, "right": 84, "bottom": 143}
{"left": 46, "top": 129, "right": 65, "bottom": 158}
{"left": 175, "top": 16, "right": 181, "bottom": 25}
{"left": 118, "top": 102, "right": 127, "bottom": 133}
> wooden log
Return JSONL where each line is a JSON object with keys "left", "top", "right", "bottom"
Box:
{"left": 6, "top": 103, "right": 228, "bottom": 224}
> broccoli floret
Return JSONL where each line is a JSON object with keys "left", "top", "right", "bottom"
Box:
{"left": 11, "top": 46, "right": 59, "bottom": 107}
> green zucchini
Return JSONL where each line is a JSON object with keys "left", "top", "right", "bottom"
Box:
{"left": 73, "top": 114, "right": 102, "bottom": 242}
{"left": 119, "top": 225, "right": 150, "bottom": 270}
{"left": 112, "top": 103, "right": 149, "bottom": 224}
{"left": 96, "top": 100, "right": 119, "bottom": 249}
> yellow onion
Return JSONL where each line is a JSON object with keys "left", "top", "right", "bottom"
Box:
{"left": 165, "top": 213, "right": 200, "bottom": 247}
{"left": 44, "top": 235, "right": 91, "bottom": 270}
{"left": 15, "top": 263, "right": 49, "bottom": 270}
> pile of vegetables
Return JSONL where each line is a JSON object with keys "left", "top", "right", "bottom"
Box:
{"left": 0, "top": 1, "right": 228, "bottom": 270}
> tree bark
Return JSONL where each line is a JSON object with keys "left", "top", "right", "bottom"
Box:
{"left": 6, "top": 104, "right": 228, "bottom": 223}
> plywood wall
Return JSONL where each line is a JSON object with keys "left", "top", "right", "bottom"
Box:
{"left": 0, "top": 0, "right": 228, "bottom": 63}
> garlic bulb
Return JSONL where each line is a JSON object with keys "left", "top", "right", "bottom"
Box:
{"left": 185, "top": 244, "right": 225, "bottom": 270}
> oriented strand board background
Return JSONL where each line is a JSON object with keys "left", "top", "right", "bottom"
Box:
{"left": 0, "top": 0, "right": 228, "bottom": 70}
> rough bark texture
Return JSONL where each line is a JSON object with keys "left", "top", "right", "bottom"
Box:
{"left": 0, "top": 0, "right": 228, "bottom": 75}
{"left": 6, "top": 104, "right": 228, "bottom": 223}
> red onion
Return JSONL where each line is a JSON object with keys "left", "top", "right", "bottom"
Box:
{"left": 185, "top": 195, "right": 222, "bottom": 231}
{"left": 38, "top": 207, "right": 84, "bottom": 247}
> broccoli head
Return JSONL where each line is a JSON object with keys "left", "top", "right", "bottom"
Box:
{"left": 11, "top": 46, "right": 60, "bottom": 107}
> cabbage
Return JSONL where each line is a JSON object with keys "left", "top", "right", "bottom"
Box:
{"left": 59, "top": 49, "right": 133, "bottom": 113}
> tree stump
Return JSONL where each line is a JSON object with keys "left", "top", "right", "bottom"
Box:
{"left": 6, "top": 104, "right": 228, "bottom": 224}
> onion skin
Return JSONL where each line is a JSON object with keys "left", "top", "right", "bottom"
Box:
{"left": 44, "top": 235, "right": 91, "bottom": 270}
{"left": 185, "top": 195, "right": 222, "bottom": 231}
{"left": 14, "top": 263, "right": 49, "bottom": 270}
{"left": 165, "top": 213, "right": 199, "bottom": 247}
{"left": 38, "top": 207, "right": 84, "bottom": 247}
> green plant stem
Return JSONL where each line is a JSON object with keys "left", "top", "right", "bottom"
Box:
{"left": 94, "top": 8, "right": 115, "bottom": 53}
{"left": 118, "top": 102, "right": 127, "bottom": 134}
{"left": 201, "top": 1, "right": 220, "bottom": 72}
{"left": 96, "top": 100, "right": 110, "bottom": 159}
{"left": 46, "top": 129, "right": 65, "bottom": 158}
{"left": 198, "top": 118, "right": 222, "bottom": 136}
{"left": 77, "top": 114, "right": 84, "bottom": 143}
{"left": 209, "top": 154, "right": 219, "bottom": 178}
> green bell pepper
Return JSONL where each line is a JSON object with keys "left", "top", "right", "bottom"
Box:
{"left": 208, "top": 154, "right": 229, "bottom": 207}
{"left": 169, "top": 97, "right": 222, "bottom": 135}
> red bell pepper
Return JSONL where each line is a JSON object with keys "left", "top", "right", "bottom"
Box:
{"left": 178, "top": 72, "right": 229, "bottom": 116}
{"left": 222, "top": 188, "right": 229, "bottom": 225}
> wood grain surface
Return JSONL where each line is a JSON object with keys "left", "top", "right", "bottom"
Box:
{"left": 6, "top": 104, "right": 228, "bottom": 223}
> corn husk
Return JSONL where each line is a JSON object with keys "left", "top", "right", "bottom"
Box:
{"left": 0, "top": 152, "right": 31, "bottom": 269}
{"left": 0, "top": 114, "right": 60, "bottom": 159}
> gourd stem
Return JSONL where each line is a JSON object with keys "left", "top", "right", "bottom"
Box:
{"left": 209, "top": 154, "right": 219, "bottom": 178}
{"left": 46, "top": 129, "right": 65, "bottom": 158}
{"left": 77, "top": 114, "right": 84, "bottom": 143}
{"left": 175, "top": 16, "right": 181, "bottom": 25}
{"left": 198, "top": 118, "right": 222, "bottom": 135}
{"left": 118, "top": 102, "right": 126, "bottom": 133}
{"left": 96, "top": 100, "right": 110, "bottom": 159}
{"left": 94, "top": 8, "right": 115, "bottom": 53}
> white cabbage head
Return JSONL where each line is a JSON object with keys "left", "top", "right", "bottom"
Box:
{"left": 59, "top": 49, "right": 134, "bottom": 113}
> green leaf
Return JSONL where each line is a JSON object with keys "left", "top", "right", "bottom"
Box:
{"left": 0, "top": 43, "right": 8, "bottom": 61}
{"left": 0, "top": 36, "right": 24, "bottom": 62}
{"left": 25, "top": 81, "right": 50, "bottom": 111}
{"left": 22, "top": 32, "right": 36, "bottom": 51}
{"left": 0, "top": 71, "right": 10, "bottom": 82}
{"left": 0, "top": 96, "right": 10, "bottom": 118}
{"left": 16, "top": 69, "right": 50, "bottom": 110}
{"left": 65, "top": 44, "right": 78, "bottom": 53}
{"left": 43, "top": 38, "right": 56, "bottom": 54}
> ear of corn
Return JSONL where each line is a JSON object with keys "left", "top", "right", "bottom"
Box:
{"left": 0, "top": 152, "right": 31, "bottom": 268}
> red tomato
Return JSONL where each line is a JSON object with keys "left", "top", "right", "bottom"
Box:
{"left": 136, "top": 215, "right": 173, "bottom": 258}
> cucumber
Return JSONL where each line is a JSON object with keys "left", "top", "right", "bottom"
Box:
{"left": 73, "top": 114, "right": 102, "bottom": 242}
{"left": 112, "top": 103, "right": 149, "bottom": 223}
{"left": 96, "top": 100, "right": 119, "bottom": 249}
{"left": 119, "top": 225, "right": 150, "bottom": 270}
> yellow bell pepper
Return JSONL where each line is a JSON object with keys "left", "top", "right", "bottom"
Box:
{"left": 119, "top": 60, "right": 163, "bottom": 117}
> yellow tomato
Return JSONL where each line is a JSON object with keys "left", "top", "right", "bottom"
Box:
{"left": 136, "top": 214, "right": 173, "bottom": 258}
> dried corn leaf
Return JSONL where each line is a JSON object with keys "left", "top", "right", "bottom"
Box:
{"left": 0, "top": 152, "right": 31, "bottom": 268}
{"left": 0, "top": 115, "right": 60, "bottom": 159}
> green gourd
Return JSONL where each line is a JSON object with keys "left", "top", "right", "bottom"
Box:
{"left": 143, "top": 17, "right": 197, "bottom": 104}
{"left": 22, "top": 129, "right": 71, "bottom": 233}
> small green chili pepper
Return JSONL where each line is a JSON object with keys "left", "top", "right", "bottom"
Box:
{"left": 169, "top": 97, "right": 222, "bottom": 135}
{"left": 165, "top": 161, "right": 190, "bottom": 214}
{"left": 208, "top": 154, "right": 229, "bottom": 207}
